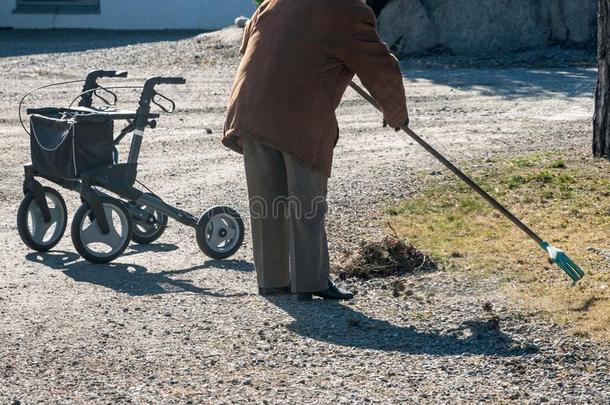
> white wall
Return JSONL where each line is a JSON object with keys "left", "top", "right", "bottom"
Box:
{"left": 0, "top": 0, "right": 257, "bottom": 30}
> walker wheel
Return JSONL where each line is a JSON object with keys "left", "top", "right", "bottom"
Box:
{"left": 17, "top": 187, "right": 67, "bottom": 252}
{"left": 129, "top": 193, "right": 168, "bottom": 244}
{"left": 196, "top": 206, "right": 244, "bottom": 259}
{"left": 71, "top": 197, "right": 133, "bottom": 263}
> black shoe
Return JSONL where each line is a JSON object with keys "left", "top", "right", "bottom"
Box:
{"left": 258, "top": 285, "right": 291, "bottom": 296}
{"left": 297, "top": 280, "right": 354, "bottom": 301}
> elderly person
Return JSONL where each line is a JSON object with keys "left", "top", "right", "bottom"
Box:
{"left": 223, "top": 0, "right": 408, "bottom": 300}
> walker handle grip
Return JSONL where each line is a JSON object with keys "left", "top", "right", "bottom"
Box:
{"left": 155, "top": 77, "right": 186, "bottom": 85}
{"left": 79, "top": 70, "right": 128, "bottom": 107}
{"left": 99, "top": 70, "right": 128, "bottom": 78}
{"left": 138, "top": 77, "right": 186, "bottom": 106}
{"left": 136, "top": 77, "right": 186, "bottom": 124}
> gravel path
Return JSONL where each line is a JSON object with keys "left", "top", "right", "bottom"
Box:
{"left": 0, "top": 28, "right": 608, "bottom": 404}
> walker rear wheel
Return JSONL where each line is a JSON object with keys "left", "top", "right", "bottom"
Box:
{"left": 17, "top": 187, "right": 67, "bottom": 252}
{"left": 196, "top": 206, "right": 244, "bottom": 259}
{"left": 71, "top": 197, "right": 133, "bottom": 263}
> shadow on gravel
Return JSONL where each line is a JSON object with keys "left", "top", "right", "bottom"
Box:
{"left": 26, "top": 250, "right": 250, "bottom": 298}
{"left": 266, "top": 297, "right": 537, "bottom": 357}
{"left": 0, "top": 29, "right": 203, "bottom": 58}
{"left": 123, "top": 243, "right": 180, "bottom": 256}
{"left": 161, "top": 259, "right": 255, "bottom": 275}
{"left": 407, "top": 67, "right": 596, "bottom": 99}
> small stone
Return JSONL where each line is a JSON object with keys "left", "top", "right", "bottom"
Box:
{"left": 234, "top": 16, "right": 248, "bottom": 28}
{"left": 391, "top": 280, "right": 406, "bottom": 297}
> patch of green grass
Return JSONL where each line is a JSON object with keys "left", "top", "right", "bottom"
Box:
{"left": 511, "top": 157, "right": 536, "bottom": 168}
{"left": 548, "top": 159, "right": 567, "bottom": 169}
{"left": 532, "top": 170, "right": 554, "bottom": 184}
{"left": 387, "top": 153, "right": 610, "bottom": 343}
{"left": 504, "top": 170, "right": 569, "bottom": 189}
{"left": 509, "top": 153, "right": 553, "bottom": 169}
{"left": 411, "top": 310, "right": 432, "bottom": 320}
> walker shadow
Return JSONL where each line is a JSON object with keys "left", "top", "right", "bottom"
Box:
{"left": 0, "top": 29, "right": 203, "bottom": 58}
{"left": 266, "top": 296, "right": 537, "bottom": 357}
{"left": 123, "top": 242, "right": 180, "bottom": 256}
{"left": 161, "top": 259, "right": 255, "bottom": 276}
{"left": 25, "top": 248, "right": 251, "bottom": 298}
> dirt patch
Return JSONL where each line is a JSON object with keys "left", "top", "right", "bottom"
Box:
{"left": 334, "top": 231, "right": 437, "bottom": 280}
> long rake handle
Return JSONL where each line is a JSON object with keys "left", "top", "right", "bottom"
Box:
{"left": 349, "top": 81, "right": 545, "bottom": 247}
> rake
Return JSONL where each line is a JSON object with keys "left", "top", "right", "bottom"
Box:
{"left": 349, "top": 81, "right": 585, "bottom": 283}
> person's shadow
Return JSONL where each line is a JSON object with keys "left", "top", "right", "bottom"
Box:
{"left": 265, "top": 296, "right": 537, "bottom": 357}
{"left": 26, "top": 246, "right": 254, "bottom": 298}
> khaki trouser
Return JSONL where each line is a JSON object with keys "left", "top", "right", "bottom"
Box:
{"left": 242, "top": 136, "right": 330, "bottom": 293}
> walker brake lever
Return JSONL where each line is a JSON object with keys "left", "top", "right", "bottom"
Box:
{"left": 94, "top": 87, "right": 118, "bottom": 106}
{"left": 152, "top": 92, "right": 176, "bottom": 113}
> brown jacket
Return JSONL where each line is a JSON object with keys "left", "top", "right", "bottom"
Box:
{"left": 223, "top": 0, "right": 408, "bottom": 177}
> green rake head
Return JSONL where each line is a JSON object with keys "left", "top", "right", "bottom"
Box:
{"left": 541, "top": 241, "right": 585, "bottom": 283}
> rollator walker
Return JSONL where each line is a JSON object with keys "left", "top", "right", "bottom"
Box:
{"left": 17, "top": 70, "right": 244, "bottom": 263}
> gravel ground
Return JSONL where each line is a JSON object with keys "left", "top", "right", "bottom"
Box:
{"left": 0, "top": 28, "right": 608, "bottom": 404}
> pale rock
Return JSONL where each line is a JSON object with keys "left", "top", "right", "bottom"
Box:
{"left": 377, "top": 0, "right": 597, "bottom": 55}
{"left": 377, "top": 0, "right": 438, "bottom": 55}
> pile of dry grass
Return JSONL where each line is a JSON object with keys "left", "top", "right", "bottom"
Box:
{"left": 335, "top": 232, "right": 437, "bottom": 280}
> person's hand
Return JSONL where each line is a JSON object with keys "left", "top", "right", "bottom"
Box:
{"left": 398, "top": 116, "right": 409, "bottom": 130}
{"left": 383, "top": 117, "right": 409, "bottom": 131}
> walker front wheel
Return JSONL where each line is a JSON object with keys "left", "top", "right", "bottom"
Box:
{"left": 17, "top": 187, "right": 67, "bottom": 252}
{"left": 196, "top": 206, "right": 244, "bottom": 259}
{"left": 129, "top": 193, "right": 168, "bottom": 244}
{"left": 71, "top": 197, "right": 133, "bottom": 263}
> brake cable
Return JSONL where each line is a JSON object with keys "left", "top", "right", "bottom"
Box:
{"left": 67, "top": 86, "right": 144, "bottom": 109}
{"left": 18, "top": 79, "right": 86, "bottom": 136}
